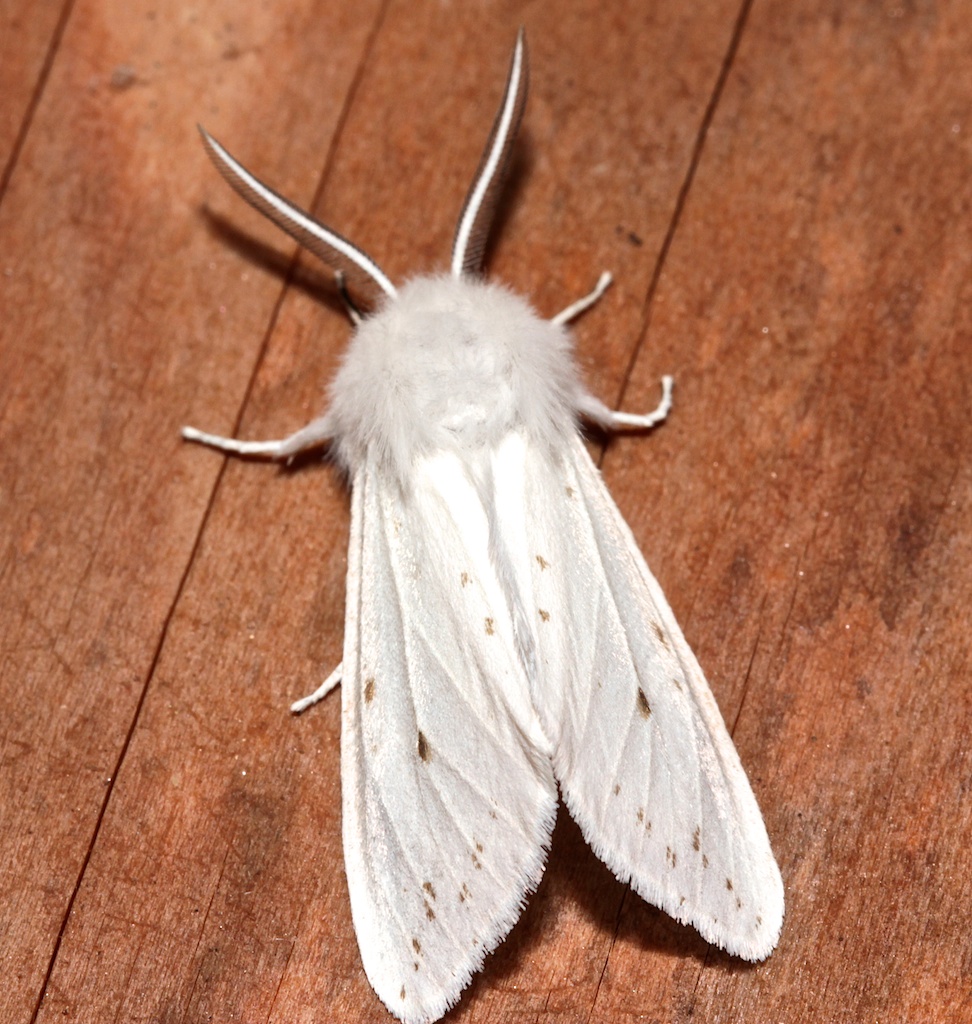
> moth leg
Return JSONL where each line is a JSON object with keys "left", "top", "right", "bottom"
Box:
{"left": 334, "top": 270, "right": 363, "bottom": 325}
{"left": 577, "top": 375, "right": 674, "bottom": 432}
{"left": 551, "top": 270, "right": 613, "bottom": 325}
{"left": 181, "top": 414, "right": 332, "bottom": 461}
{"left": 290, "top": 661, "right": 343, "bottom": 713}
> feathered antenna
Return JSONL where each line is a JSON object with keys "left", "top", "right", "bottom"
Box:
{"left": 198, "top": 126, "right": 397, "bottom": 299}
{"left": 450, "top": 29, "right": 529, "bottom": 278}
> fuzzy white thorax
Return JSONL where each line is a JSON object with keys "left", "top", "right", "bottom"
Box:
{"left": 324, "top": 276, "right": 581, "bottom": 484}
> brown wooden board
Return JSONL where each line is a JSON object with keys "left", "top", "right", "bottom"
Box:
{"left": 1, "top": 0, "right": 970, "bottom": 1022}
{"left": 0, "top": 0, "right": 71, "bottom": 177}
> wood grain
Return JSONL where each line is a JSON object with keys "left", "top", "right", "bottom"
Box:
{"left": 1, "top": 0, "right": 969, "bottom": 1022}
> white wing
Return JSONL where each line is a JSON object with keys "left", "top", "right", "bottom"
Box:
{"left": 340, "top": 452, "right": 558, "bottom": 1024}
{"left": 492, "top": 432, "right": 784, "bottom": 960}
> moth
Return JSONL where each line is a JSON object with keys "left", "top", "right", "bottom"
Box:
{"left": 183, "top": 30, "right": 783, "bottom": 1024}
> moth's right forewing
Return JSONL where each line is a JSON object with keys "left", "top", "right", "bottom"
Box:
{"left": 504, "top": 437, "right": 783, "bottom": 961}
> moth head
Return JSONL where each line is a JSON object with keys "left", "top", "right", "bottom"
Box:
{"left": 325, "top": 275, "right": 579, "bottom": 482}
{"left": 199, "top": 31, "right": 580, "bottom": 485}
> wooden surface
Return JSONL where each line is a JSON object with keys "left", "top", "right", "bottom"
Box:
{"left": 2, "top": 0, "right": 970, "bottom": 1021}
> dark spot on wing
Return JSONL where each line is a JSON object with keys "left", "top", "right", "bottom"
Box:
{"left": 484, "top": 617, "right": 495, "bottom": 635}
{"left": 412, "top": 937, "right": 421, "bottom": 953}
{"left": 692, "top": 827, "right": 700, "bottom": 851}
{"left": 418, "top": 732, "right": 430, "bottom": 762}
{"left": 637, "top": 688, "right": 652, "bottom": 718}
{"left": 539, "top": 608, "right": 550, "bottom": 622}
{"left": 423, "top": 881, "right": 436, "bottom": 900}
{"left": 536, "top": 555, "right": 549, "bottom": 569}
{"left": 425, "top": 900, "right": 436, "bottom": 921}
{"left": 652, "top": 621, "right": 670, "bottom": 648}
{"left": 364, "top": 678, "right": 375, "bottom": 703}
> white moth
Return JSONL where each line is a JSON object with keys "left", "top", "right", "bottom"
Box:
{"left": 183, "top": 30, "right": 783, "bottom": 1024}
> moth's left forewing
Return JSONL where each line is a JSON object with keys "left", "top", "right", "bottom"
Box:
{"left": 503, "top": 436, "right": 783, "bottom": 960}
{"left": 341, "top": 454, "right": 558, "bottom": 1024}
